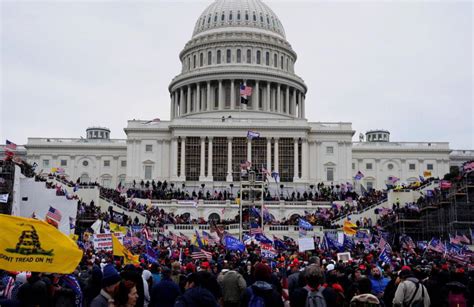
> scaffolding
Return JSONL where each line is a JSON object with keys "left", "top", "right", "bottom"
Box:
{"left": 239, "top": 170, "right": 265, "bottom": 240}
{"left": 0, "top": 160, "right": 15, "bottom": 215}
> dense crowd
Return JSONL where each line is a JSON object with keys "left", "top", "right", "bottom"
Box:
{"left": 0, "top": 224, "right": 473, "bottom": 307}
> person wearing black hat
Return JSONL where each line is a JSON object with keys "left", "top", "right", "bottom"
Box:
{"left": 91, "top": 264, "right": 121, "bottom": 307}
{"left": 392, "top": 269, "right": 430, "bottom": 307}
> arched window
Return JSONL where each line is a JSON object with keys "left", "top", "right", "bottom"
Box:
{"left": 200, "top": 53, "right": 203, "bottom": 66}
{"left": 274, "top": 53, "right": 277, "bottom": 67}
{"left": 281, "top": 55, "right": 284, "bottom": 69}
{"left": 208, "top": 213, "right": 220, "bottom": 222}
{"left": 245, "top": 11, "right": 249, "bottom": 20}
{"left": 217, "top": 50, "right": 221, "bottom": 64}
{"left": 208, "top": 16, "right": 211, "bottom": 24}
{"left": 253, "top": 12, "right": 256, "bottom": 21}
{"left": 265, "top": 51, "right": 270, "bottom": 66}
{"left": 236, "top": 49, "right": 241, "bottom": 63}
{"left": 267, "top": 16, "right": 270, "bottom": 24}
{"left": 237, "top": 11, "right": 241, "bottom": 20}
{"left": 221, "top": 13, "right": 225, "bottom": 21}
{"left": 260, "top": 15, "right": 264, "bottom": 23}
{"left": 286, "top": 58, "right": 289, "bottom": 71}
{"left": 201, "top": 18, "right": 205, "bottom": 26}
{"left": 207, "top": 51, "right": 212, "bottom": 65}
{"left": 214, "top": 14, "right": 218, "bottom": 22}
{"left": 187, "top": 57, "right": 190, "bottom": 70}
{"left": 246, "top": 49, "right": 251, "bottom": 63}
{"left": 256, "top": 50, "right": 261, "bottom": 64}
{"left": 193, "top": 54, "right": 196, "bottom": 68}
{"left": 226, "top": 49, "right": 231, "bottom": 63}
{"left": 229, "top": 12, "right": 233, "bottom": 20}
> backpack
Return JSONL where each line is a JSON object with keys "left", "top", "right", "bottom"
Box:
{"left": 306, "top": 287, "right": 327, "bottom": 307}
{"left": 248, "top": 287, "right": 266, "bottom": 307}
{"left": 447, "top": 291, "right": 467, "bottom": 307}
{"left": 405, "top": 281, "right": 425, "bottom": 307}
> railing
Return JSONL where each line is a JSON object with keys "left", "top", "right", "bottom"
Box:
{"left": 331, "top": 197, "right": 388, "bottom": 224}
{"left": 99, "top": 195, "right": 146, "bottom": 217}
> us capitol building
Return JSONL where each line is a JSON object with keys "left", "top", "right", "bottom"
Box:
{"left": 23, "top": 0, "right": 471, "bottom": 191}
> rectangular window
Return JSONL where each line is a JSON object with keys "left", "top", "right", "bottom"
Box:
{"left": 326, "top": 167, "right": 334, "bottom": 181}
{"left": 121, "top": 161, "right": 127, "bottom": 167}
{"left": 60, "top": 159, "right": 67, "bottom": 166}
{"left": 185, "top": 137, "right": 201, "bottom": 181}
{"left": 104, "top": 160, "right": 110, "bottom": 167}
{"left": 427, "top": 164, "right": 433, "bottom": 170}
{"left": 246, "top": 49, "right": 251, "bottom": 64}
{"left": 144, "top": 165, "right": 152, "bottom": 180}
{"left": 352, "top": 162, "right": 355, "bottom": 170}
{"left": 145, "top": 144, "right": 153, "bottom": 152}
{"left": 43, "top": 159, "right": 50, "bottom": 167}
{"left": 213, "top": 137, "right": 228, "bottom": 181}
{"left": 326, "top": 146, "right": 334, "bottom": 154}
{"left": 409, "top": 163, "right": 416, "bottom": 170}
{"left": 366, "top": 163, "right": 373, "bottom": 170}
{"left": 278, "top": 138, "right": 294, "bottom": 182}
{"left": 226, "top": 49, "right": 231, "bottom": 63}
{"left": 366, "top": 182, "right": 374, "bottom": 190}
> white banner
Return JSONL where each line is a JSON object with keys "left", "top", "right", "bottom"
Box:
{"left": 93, "top": 233, "right": 124, "bottom": 251}
{"left": 298, "top": 237, "right": 315, "bottom": 252}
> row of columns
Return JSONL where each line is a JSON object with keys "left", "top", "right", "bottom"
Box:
{"left": 173, "top": 137, "right": 308, "bottom": 182}
{"left": 170, "top": 80, "right": 305, "bottom": 119}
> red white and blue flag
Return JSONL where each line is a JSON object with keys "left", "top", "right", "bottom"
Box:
{"left": 5, "top": 140, "right": 17, "bottom": 151}
{"left": 240, "top": 84, "right": 253, "bottom": 104}
{"left": 46, "top": 206, "right": 62, "bottom": 224}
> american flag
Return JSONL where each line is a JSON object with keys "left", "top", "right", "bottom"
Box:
{"left": 5, "top": 140, "right": 17, "bottom": 151}
{"left": 240, "top": 85, "right": 253, "bottom": 96}
{"left": 141, "top": 226, "right": 152, "bottom": 241}
{"left": 191, "top": 249, "right": 212, "bottom": 260}
{"left": 46, "top": 206, "right": 62, "bottom": 222}
{"left": 250, "top": 222, "right": 263, "bottom": 235}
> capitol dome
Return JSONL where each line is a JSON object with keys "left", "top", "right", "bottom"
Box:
{"left": 168, "top": 0, "right": 307, "bottom": 120}
{"left": 192, "top": 0, "right": 286, "bottom": 39}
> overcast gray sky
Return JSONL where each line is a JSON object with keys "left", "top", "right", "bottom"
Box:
{"left": 1, "top": 0, "right": 472, "bottom": 149}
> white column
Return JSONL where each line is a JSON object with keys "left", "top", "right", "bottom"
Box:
{"left": 170, "top": 93, "right": 174, "bottom": 120}
{"left": 301, "top": 138, "right": 308, "bottom": 181}
{"left": 298, "top": 92, "right": 302, "bottom": 118}
{"left": 285, "top": 87, "right": 290, "bottom": 114}
{"left": 247, "top": 138, "right": 252, "bottom": 162}
{"left": 276, "top": 84, "right": 281, "bottom": 113}
{"left": 196, "top": 84, "right": 201, "bottom": 112}
{"left": 180, "top": 137, "right": 186, "bottom": 179}
{"left": 291, "top": 89, "right": 297, "bottom": 117}
{"left": 171, "top": 137, "right": 178, "bottom": 180}
{"left": 309, "top": 140, "right": 317, "bottom": 181}
{"left": 186, "top": 85, "right": 191, "bottom": 114}
{"left": 266, "top": 82, "right": 271, "bottom": 112}
{"left": 266, "top": 138, "right": 271, "bottom": 171}
{"left": 156, "top": 140, "right": 163, "bottom": 178}
{"left": 180, "top": 88, "right": 185, "bottom": 115}
{"left": 230, "top": 80, "right": 235, "bottom": 110}
{"left": 226, "top": 137, "right": 233, "bottom": 182}
{"left": 218, "top": 80, "right": 223, "bottom": 110}
{"left": 199, "top": 137, "right": 206, "bottom": 181}
{"left": 293, "top": 138, "right": 299, "bottom": 181}
{"left": 254, "top": 81, "right": 260, "bottom": 110}
{"left": 274, "top": 138, "right": 279, "bottom": 173}
{"left": 207, "top": 137, "right": 213, "bottom": 181}
{"left": 206, "top": 81, "right": 211, "bottom": 111}
{"left": 301, "top": 94, "right": 305, "bottom": 118}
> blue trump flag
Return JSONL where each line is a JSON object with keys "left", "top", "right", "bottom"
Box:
{"left": 379, "top": 248, "right": 391, "bottom": 264}
{"left": 224, "top": 235, "right": 245, "bottom": 252}
{"left": 254, "top": 233, "right": 272, "bottom": 244}
{"left": 299, "top": 218, "right": 313, "bottom": 230}
{"left": 325, "top": 233, "right": 344, "bottom": 252}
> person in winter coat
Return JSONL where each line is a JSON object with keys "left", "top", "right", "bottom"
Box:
{"left": 350, "top": 277, "right": 380, "bottom": 306}
{"left": 369, "top": 267, "right": 389, "bottom": 300}
{"left": 392, "top": 270, "right": 430, "bottom": 307}
{"left": 290, "top": 264, "right": 327, "bottom": 307}
{"left": 17, "top": 272, "right": 49, "bottom": 307}
{"left": 240, "top": 263, "right": 284, "bottom": 307}
{"left": 90, "top": 264, "right": 121, "bottom": 307}
{"left": 174, "top": 272, "right": 219, "bottom": 307}
{"left": 217, "top": 267, "right": 247, "bottom": 307}
{"left": 150, "top": 268, "right": 181, "bottom": 307}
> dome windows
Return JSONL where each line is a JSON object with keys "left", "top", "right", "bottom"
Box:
{"left": 246, "top": 11, "right": 249, "bottom": 21}
{"left": 237, "top": 11, "right": 241, "bottom": 20}
{"left": 274, "top": 53, "right": 277, "bottom": 67}
{"left": 237, "top": 49, "right": 241, "bottom": 63}
{"left": 214, "top": 14, "right": 218, "bottom": 22}
{"left": 226, "top": 49, "right": 231, "bottom": 63}
{"left": 267, "top": 16, "right": 270, "bottom": 25}
{"left": 280, "top": 55, "right": 284, "bottom": 69}
{"left": 200, "top": 53, "right": 203, "bottom": 67}
{"left": 208, "top": 16, "right": 211, "bottom": 24}
{"left": 221, "top": 13, "right": 225, "bottom": 21}
{"left": 229, "top": 11, "right": 233, "bottom": 20}
{"left": 256, "top": 50, "right": 261, "bottom": 64}
{"left": 207, "top": 51, "right": 212, "bottom": 65}
{"left": 201, "top": 18, "right": 205, "bottom": 26}
{"left": 217, "top": 50, "right": 221, "bottom": 64}
{"left": 260, "top": 15, "right": 264, "bottom": 23}
{"left": 246, "top": 49, "right": 251, "bottom": 63}
{"left": 253, "top": 12, "right": 256, "bottom": 21}
{"left": 193, "top": 54, "right": 196, "bottom": 68}
{"left": 265, "top": 51, "right": 270, "bottom": 66}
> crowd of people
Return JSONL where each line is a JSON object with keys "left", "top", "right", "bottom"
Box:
{"left": 0, "top": 222, "right": 473, "bottom": 307}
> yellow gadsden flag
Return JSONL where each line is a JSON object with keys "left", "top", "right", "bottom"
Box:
{"left": 0, "top": 214, "right": 83, "bottom": 274}
{"left": 112, "top": 233, "right": 139, "bottom": 265}
{"left": 343, "top": 220, "right": 358, "bottom": 236}
{"left": 109, "top": 222, "right": 128, "bottom": 235}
